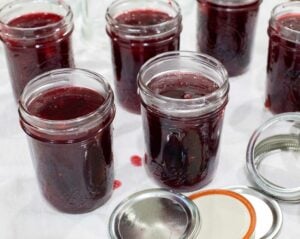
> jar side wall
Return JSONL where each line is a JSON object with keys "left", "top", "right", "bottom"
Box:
{"left": 28, "top": 122, "right": 114, "bottom": 213}
{"left": 196, "top": 0, "right": 260, "bottom": 76}
{"left": 141, "top": 101, "right": 226, "bottom": 192}
{"left": 266, "top": 10, "right": 300, "bottom": 113}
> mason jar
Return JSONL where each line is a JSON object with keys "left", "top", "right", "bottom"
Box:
{"left": 0, "top": 0, "right": 75, "bottom": 101}
{"left": 265, "top": 2, "right": 300, "bottom": 114}
{"left": 106, "top": 0, "right": 182, "bottom": 114}
{"left": 196, "top": 0, "right": 261, "bottom": 77}
{"left": 138, "top": 51, "right": 229, "bottom": 192}
{"left": 19, "top": 68, "right": 115, "bottom": 213}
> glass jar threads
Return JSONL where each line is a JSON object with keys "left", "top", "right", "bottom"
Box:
{"left": 265, "top": 2, "right": 300, "bottom": 114}
{"left": 0, "top": 0, "right": 75, "bottom": 101}
{"left": 196, "top": 0, "right": 261, "bottom": 77}
{"left": 138, "top": 51, "right": 229, "bottom": 192}
{"left": 19, "top": 69, "right": 115, "bottom": 213}
{"left": 106, "top": 0, "right": 182, "bottom": 114}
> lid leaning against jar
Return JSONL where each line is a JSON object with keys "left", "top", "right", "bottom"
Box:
{"left": 189, "top": 189, "right": 256, "bottom": 239}
{"left": 109, "top": 188, "right": 200, "bottom": 239}
{"left": 247, "top": 113, "right": 300, "bottom": 202}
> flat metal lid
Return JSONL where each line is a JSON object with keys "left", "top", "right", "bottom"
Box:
{"left": 189, "top": 189, "right": 256, "bottom": 239}
{"left": 227, "top": 186, "right": 282, "bottom": 239}
{"left": 109, "top": 188, "right": 200, "bottom": 239}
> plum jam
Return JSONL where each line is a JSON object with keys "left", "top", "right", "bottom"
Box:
{"left": 138, "top": 52, "right": 229, "bottom": 192}
{"left": 196, "top": 0, "right": 261, "bottom": 77}
{"left": 266, "top": 2, "right": 300, "bottom": 114}
{"left": 0, "top": 0, "right": 74, "bottom": 101}
{"left": 106, "top": 0, "right": 182, "bottom": 114}
{"left": 19, "top": 69, "right": 115, "bottom": 213}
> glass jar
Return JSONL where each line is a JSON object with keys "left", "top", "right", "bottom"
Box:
{"left": 106, "top": 0, "right": 182, "bottom": 114}
{"left": 138, "top": 51, "right": 229, "bottom": 192}
{"left": 0, "top": 0, "right": 75, "bottom": 101}
{"left": 196, "top": 0, "right": 261, "bottom": 77}
{"left": 265, "top": 2, "right": 300, "bottom": 114}
{"left": 19, "top": 68, "right": 115, "bottom": 213}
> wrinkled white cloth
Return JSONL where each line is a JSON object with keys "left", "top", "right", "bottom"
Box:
{"left": 0, "top": 0, "right": 298, "bottom": 238}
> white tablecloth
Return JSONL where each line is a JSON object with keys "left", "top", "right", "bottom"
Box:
{"left": 0, "top": 0, "right": 299, "bottom": 238}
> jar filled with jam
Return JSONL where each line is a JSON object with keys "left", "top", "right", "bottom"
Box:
{"left": 19, "top": 69, "right": 115, "bottom": 213}
{"left": 265, "top": 2, "right": 300, "bottom": 114}
{"left": 138, "top": 51, "right": 229, "bottom": 192}
{"left": 196, "top": 0, "right": 261, "bottom": 77}
{"left": 0, "top": 0, "right": 75, "bottom": 101}
{"left": 106, "top": 0, "right": 182, "bottom": 114}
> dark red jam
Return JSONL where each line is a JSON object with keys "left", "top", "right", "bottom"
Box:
{"left": 266, "top": 14, "right": 300, "bottom": 113}
{"left": 196, "top": 0, "right": 260, "bottom": 76}
{"left": 142, "top": 73, "right": 226, "bottom": 192}
{"left": 2, "top": 13, "right": 74, "bottom": 100}
{"left": 107, "top": 9, "right": 180, "bottom": 114}
{"left": 22, "top": 87, "right": 114, "bottom": 213}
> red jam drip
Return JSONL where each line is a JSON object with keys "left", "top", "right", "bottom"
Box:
{"left": 130, "top": 155, "right": 142, "bottom": 167}
{"left": 266, "top": 13, "right": 300, "bottom": 113}
{"left": 8, "top": 13, "right": 62, "bottom": 28}
{"left": 113, "top": 180, "right": 122, "bottom": 190}
{"left": 28, "top": 87, "right": 105, "bottom": 120}
{"left": 143, "top": 72, "right": 225, "bottom": 192}
{"left": 109, "top": 9, "right": 179, "bottom": 114}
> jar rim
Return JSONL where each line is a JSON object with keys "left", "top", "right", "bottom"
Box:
{"left": 0, "top": 0, "right": 73, "bottom": 40}
{"left": 204, "top": 0, "right": 261, "bottom": 7}
{"left": 246, "top": 112, "right": 300, "bottom": 202}
{"left": 19, "top": 68, "right": 115, "bottom": 134}
{"left": 269, "top": 2, "right": 300, "bottom": 43}
{"left": 105, "top": 0, "right": 182, "bottom": 39}
{"left": 138, "top": 51, "right": 229, "bottom": 116}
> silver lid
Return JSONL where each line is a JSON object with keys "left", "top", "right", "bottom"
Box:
{"left": 227, "top": 186, "right": 282, "bottom": 239}
{"left": 206, "top": 0, "right": 261, "bottom": 7}
{"left": 247, "top": 113, "right": 300, "bottom": 202}
{"left": 109, "top": 188, "right": 201, "bottom": 239}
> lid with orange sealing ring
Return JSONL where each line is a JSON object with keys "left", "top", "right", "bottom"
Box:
{"left": 189, "top": 189, "right": 256, "bottom": 239}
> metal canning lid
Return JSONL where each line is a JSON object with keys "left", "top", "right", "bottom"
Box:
{"left": 189, "top": 189, "right": 256, "bottom": 239}
{"left": 246, "top": 113, "right": 300, "bottom": 202}
{"left": 227, "top": 186, "right": 282, "bottom": 239}
{"left": 206, "top": 0, "right": 261, "bottom": 7}
{"left": 109, "top": 188, "right": 201, "bottom": 239}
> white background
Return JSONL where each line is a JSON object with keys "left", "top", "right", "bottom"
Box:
{"left": 0, "top": 0, "right": 299, "bottom": 238}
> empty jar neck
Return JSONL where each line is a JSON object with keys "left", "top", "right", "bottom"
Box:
{"left": 0, "top": 0, "right": 73, "bottom": 43}
{"left": 138, "top": 51, "right": 229, "bottom": 118}
{"left": 269, "top": 2, "right": 300, "bottom": 44}
{"left": 19, "top": 68, "right": 115, "bottom": 141}
{"left": 106, "top": 0, "right": 182, "bottom": 41}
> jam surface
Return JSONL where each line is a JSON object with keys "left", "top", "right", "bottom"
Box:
{"left": 108, "top": 9, "right": 180, "bottom": 114}
{"left": 142, "top": 72, "right": 225, "bottom": 191}
{"left": 24, "top": 87, "right": 114, "bottom": 213}
{"left": 28, "top": 87, "right": 104, "bottom": 120}
{"left": 3, "top": 12, "right": 74, "bottom": 100}
{"left": 196, "top": 0, "right": 260, "bottom": 76}
{"left": 266, "top": 13, "right": 300, "bottom": 113}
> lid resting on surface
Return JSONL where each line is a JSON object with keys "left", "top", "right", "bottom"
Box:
{"left": 189, "top": 189, "right": 256, "bottom": 239}
{"left": 227, "top": 186, "right": 282, "bottom": 239}
{"left": 109, "top": 188, "right": 200, "bottom": 239}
